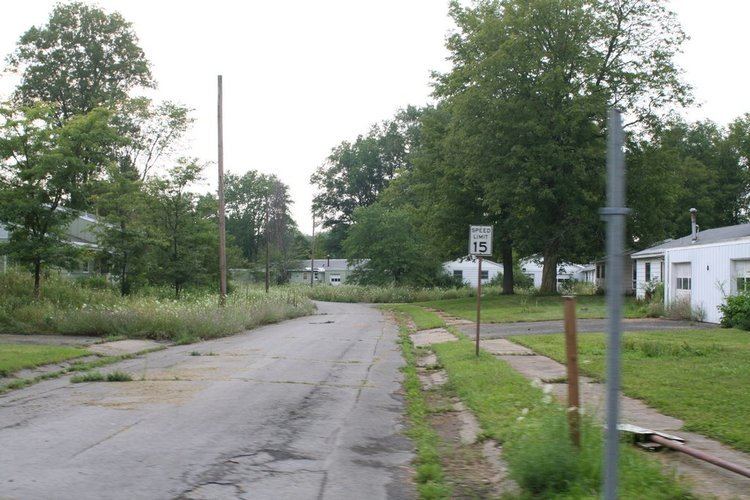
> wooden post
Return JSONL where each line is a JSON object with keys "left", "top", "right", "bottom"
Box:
{"left": 475, "top": 256, "right": 483, "bottom": 357}
{"left": 264, "top": 197, "right": 270, "bottom": 293}
{"left": 564, "top": 295, "right": 581, "bottom": 448}
{"left": 217, "top": 75, "right": 227, "bottom": 306}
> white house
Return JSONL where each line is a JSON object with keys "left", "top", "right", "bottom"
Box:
{"left": 287, "top": 259, "right": 367, "bottom": 286}
{"left": 632, "top": 210, "right": 750, "bottom": 324}
{"left": 443, "top": 257, "right": 503, "bottom": 288}
{"left": 591, "top": 251, "right": 636, "bottom": 294}
{"left": 519, "top": 257, "right": 587, "bottom": 290}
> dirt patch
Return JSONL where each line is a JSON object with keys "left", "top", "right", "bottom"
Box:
{"left": 88, "top": 339, "right": 164, "bottom": 357}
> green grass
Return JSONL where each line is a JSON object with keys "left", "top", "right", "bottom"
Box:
{"left": 388, "top": 304, "right": 445, "bottom": 330}
{"left": 394, "top": 313, "right": 452, "bottom": 499}
{"left": 0, "top": 344, "right": 89, "bottom": 377}
{"left": 71, "top": 370, "right": 133, "bottom": 383}
{"left": 420, "top": 294, "right": 648, "bottom": 323}
{"left": 511, "top": 329, "right": 750, "bottom": 453}
{"left": 300, "top": 283, "right": 483, "bottom": 303}
{"left": 430, "top": 337, "right": 690, "bottom": 498}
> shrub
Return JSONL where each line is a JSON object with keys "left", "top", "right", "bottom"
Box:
{"left": 71, "top": 371, "right": 105, "bottom": 383}
{"left": 719, "top": 292, "right": 750, "bottom": 330}
{"left": 664, "top": 299, "right": 705, "bottom": 322}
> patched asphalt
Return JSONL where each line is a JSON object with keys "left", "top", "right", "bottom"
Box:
{"left": 0, "top": 302, "right": 414, "bottom": 500}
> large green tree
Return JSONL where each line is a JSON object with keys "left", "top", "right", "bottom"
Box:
{"left": 311, "top": 107, "right": 421, "bottom": 255}
{"left": 7, "top": 2, "right": 153, "bottom": 121}
{"left": 433, "top": 0, "right": 691, "bottom": 293}
{"left": 0, "top": 104, "right": 120, "bottom": 297}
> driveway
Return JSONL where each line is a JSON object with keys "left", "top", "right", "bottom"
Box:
{"left": 459, "top": 318, "right": 715, "bottom": 338}
{"left": 0, "top": 302, "right": 413, "bottom": 500}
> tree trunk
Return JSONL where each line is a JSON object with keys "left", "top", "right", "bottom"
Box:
{"left": 502, "top": 244, "right": 514, "bottom": 295}
{"left": 33, "top": 258, "right": 42, "bottom": 300}
{"left": 540, "top": 247, "right": 559, "bottom": 295}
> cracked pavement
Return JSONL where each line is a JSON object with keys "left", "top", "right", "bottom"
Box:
{"left": 0, "top": 302, "right": 414, "bottom": 500}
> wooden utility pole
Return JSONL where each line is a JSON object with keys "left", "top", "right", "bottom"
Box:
{"left": 564, "top": 296, "right": 581, "bottom": 448}
{"left": 265, "top": 197, "right": 270, "bottom": 293}
{"left": 217, "top": 75, "right": 228, "bottom": 306}
{"left": 310, "top": 214, "right": 315, "bottom": 287}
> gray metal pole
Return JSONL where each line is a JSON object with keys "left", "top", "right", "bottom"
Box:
{"left": 601, "top": 108, "right": 628, "bottom": 499}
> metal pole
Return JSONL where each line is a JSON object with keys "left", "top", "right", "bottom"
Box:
{"left": 475, "top": 256, "right": 483, "bottom": 357}
{"left": 265, "top": 196, "right": 270, "bottom": 293}
{"left": 564, "top": 296, "right": 581, "bottom": 448}
{"left": 217, "top": 75, "right": 228, "bottom": 307}
{"left": 649, "top": 435, "right": 750, "bottom": 479}
{"left": 601, "top": 108, "right": 628, "bottom": 499}
{"left": 310, "top": 214, "right": 315, "bottom": 288}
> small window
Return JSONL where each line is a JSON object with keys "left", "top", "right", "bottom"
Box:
{"left": 596, "top": 263, "right": 605, "bottom": 279}
{"left": 737, "top": 277, "right": 750, "bottom": 293}
{"left": 481, "top": 270, "right": 489, "bottom": 280}
{"left": 645, "top": 263, "right": 651, "bottom": 282}
{"left": 676, "top": 277, "right": 691, "bottom": 290}
{"left": 303, "top": 272, "right": 309, "bottom": 281}
{"left": 453, "top": 270, "right": 463, "bottom": 280}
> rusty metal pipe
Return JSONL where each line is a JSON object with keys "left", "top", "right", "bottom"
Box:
{"left": 650, "top": 435, "right": 750, "bottom": 479}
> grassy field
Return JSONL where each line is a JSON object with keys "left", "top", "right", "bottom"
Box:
{"left": 0, "top": 344, "right": 89, "bottom": 377}
{"left": 511, "top": 329, "right": 750, "bottom": 452}
{"left": 0, "top": 271, "right": 315, "bottom": 343}
{"left": 420, "top": 294, "right": 648, "bottom": 323}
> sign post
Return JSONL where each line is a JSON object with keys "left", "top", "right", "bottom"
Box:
{"left": 469, "top": 225, "right": 493, "bottom": 357}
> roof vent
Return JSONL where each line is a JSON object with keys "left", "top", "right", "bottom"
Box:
{"left": 690, "top": 208, "right": 699, "bottom": 243}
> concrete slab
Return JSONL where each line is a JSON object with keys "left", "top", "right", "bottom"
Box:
{"left": 0, "top": 334, "right": 101, "bottom": 346}
{"left": 411, "top": 328, "right": 457, "bottom": 347}
{"left": 453, "top": 401, "right": 481, "bottom": 445}
{"left": 498, "top": 354, "right": 567, "bottom": 383}
{"left": 481, "top": 339, "right": 534, "bottom": 356}
{"left": 88, "top": 339, "right": 163, "bottom": 357}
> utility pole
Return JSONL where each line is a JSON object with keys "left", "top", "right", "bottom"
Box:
{"left": 264, "top": 196, "right": 270, "bottom": 293}
{"left": 217, "top": 75, "right": 227, "bottom": 306}
{"left": 310, "top": 214, "right": 315, "bottom": 287}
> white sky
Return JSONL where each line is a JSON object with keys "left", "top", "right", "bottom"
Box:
{"left": 2, "top": 1, "right": 750, "bottom": 232}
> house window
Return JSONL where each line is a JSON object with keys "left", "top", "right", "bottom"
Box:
{"left": 481, "top": 270, "right": 489, "bottom": 280}
{"left": 303, "top": 272, "right": 309, "bottom": 281}
{"left": 732, "top": 260, "right": 750, "bottom": 294}
{"left": 737, "top": 277, "right": 750, "bottom": 293}
{"left": 596, "top": 263, "right": 605, "bottom": 279}
{"left": 632, "top": 265, "right": 637, "bottom": 289}
{"left": 676, "top": 277, "right": 691, "bottom": 290}
{"left": 453, "top": 270, "right": 463, "bottom": 280}
{"left": 645, "top": 262, "right": 651, "bottom": 282}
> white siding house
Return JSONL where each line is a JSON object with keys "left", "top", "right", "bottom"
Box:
{"left": 632, "top": 219, "right": 750, "bottom": 323}
{"left": 443, "top": 257, "right": 502, "bottom": 288}
{"left": 519, "top": 257, "right": 586, "bottom": 290}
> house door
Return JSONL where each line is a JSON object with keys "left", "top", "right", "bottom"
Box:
{"left": 673, "top": 262, "right": 692, "bottom": 302}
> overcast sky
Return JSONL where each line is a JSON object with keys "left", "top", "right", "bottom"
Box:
{"left": 2, "top": 1, "right": 750, "bottom": 232}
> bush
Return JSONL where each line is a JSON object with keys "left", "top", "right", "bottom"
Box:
{"left": 664, "top": 299, "right": 705, "bottom": 322}
{"left": 719, "top": 292, "right": 750, "bottom": 330}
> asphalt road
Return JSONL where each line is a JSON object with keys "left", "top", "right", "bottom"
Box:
{"left": 0, "top": 302, "right": 413, "bottom": 500}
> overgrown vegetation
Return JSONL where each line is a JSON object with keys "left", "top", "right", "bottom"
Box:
{"left": 719, "top": 291, "right": 750, "bottom": 330}
{"left": 301, "top": 284, "right": 483, "bottom": 303}
{"left": 512, "top": 329, "right": 750, "bottom": 452}
{"left": 71, "top": 370, "right": 131, "bottom": 383}
{"left": 391, "top": 305, "right": 689, "bottom": 498}
{"left": 394, "top": 314, "right": 451, "bottom": 499}
{"left": 388, "top": 305, "right": 445, "bottom": 330}
{"left": 0, "top": 271, "right": 314, "bottom": 342}
{"left": 0, "top": 343, "right": 89, "bottom": 377}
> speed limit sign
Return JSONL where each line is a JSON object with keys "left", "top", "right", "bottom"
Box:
{"left": 469, "top": 225, "right": 493, "bottom": 256}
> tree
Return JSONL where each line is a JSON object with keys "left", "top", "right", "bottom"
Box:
{"left": 433, "top": 0, "right": 691, "bottom": 293}
{"left": 146, "top": 159, "right": 214, "bottom": 298}
{"left": 0, "top": 104, "right": 120, "bottom": 297}
{"left": 343, "top": 204, "right": 444, "bottom": 287}
{"left": 311, "top": 107, "right": 421, "bottom": 255}
{"left": 7, "top": 2, "right": 153, "bottom": 121}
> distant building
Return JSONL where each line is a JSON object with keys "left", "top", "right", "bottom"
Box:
{"left": 442, "top": 257, "right": 502, "bottom": 288}
{"left": 287, "top": 259, "right": 366, "bottom": 286}
{"left": 1, "top": 211, "right": 100, "bottom": 276}
{"left": 632, "top": 210, "right": 750, "bottom": 324}
{"left": 590, "top": 251, "right": 636, "bottom": 294}
{"left": 519, "top": 257, "right": 586, "bottom": 291}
